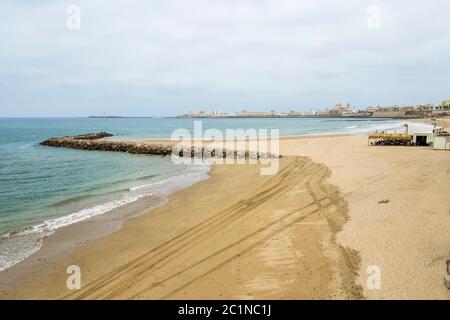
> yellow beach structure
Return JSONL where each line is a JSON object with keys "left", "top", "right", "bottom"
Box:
{"left": 368, "top": 132, "right": 413, "bottom": 146}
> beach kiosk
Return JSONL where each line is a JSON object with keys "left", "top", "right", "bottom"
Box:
{"left": 433, "top": 128, "right": 450, "bottom": 150}
{"left": 412, "top": 132, "right": 433, "bottom": 146}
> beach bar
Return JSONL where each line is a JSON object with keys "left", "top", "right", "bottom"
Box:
{"left": 369, "top": 123, "right": 450, "bottom": 150}
{"left": 368, "top": 132, "right": 413, "bottom": 146}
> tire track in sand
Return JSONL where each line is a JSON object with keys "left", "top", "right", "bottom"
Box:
{"left": 64, "top": 158, "right": 311, "bottom": 299}
{"left": 64, "top": 157, "right": 359, "bottom": 299}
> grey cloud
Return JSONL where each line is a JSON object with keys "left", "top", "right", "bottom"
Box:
{"left": 0, "top": 0, "right": 449, "bottom": 116}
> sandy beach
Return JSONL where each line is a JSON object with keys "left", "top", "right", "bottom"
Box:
{"left": 0, "top": 133, "right": 449, "bottom": 300}
{"left": 3, "top": 0, "right": 450, "bottom": 304}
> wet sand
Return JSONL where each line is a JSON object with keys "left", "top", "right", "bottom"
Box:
{"left": 1, "top": 134, "right": 449, "bottom": 299}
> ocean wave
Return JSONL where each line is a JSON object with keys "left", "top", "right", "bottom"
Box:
{"left": 0, "top": 194, "right": 148, "bottom": 271}
{"left": 0, "top": 164, "right": 210, "bottom": 272}
{"left": 0, "top": 233, "right": 42, "bottom": 272}
{"left": 129, "top": 171, "right": 206, "bottom": 192}
{"left": 23, "top": 195, "right": 148, "bottom": 236}
{"left": 344, "top": 121, "right": 407, "bottom": 134}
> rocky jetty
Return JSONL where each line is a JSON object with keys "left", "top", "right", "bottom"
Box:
{"left": 72, "top": 132, "right": 114, "bottom": 140}
{"left": 40, "top": 133, "right": 280, "bottom": 159}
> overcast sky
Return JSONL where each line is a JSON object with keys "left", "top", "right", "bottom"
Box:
{"left": 1, "top": 0, "right": 449, "bottom": 117}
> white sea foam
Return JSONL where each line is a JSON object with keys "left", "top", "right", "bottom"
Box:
{"left": 0, "top": 196, "right": 148, "bottom": 271}
{"left": 344, "top": 121, "right": 407, "bottom": 134}
{"left": 129, "top": 170, "right": 207, "bottom": 192}
{"left": 0, "top": 233, "right": 43, "bottom": 272}
{"left": 20, "top": 195, "right": 145, "bottom": 236}
{"left": 299, "top": 121, "right": 407, "bottom": 137}
{"left": 0, "top": 164, "right": 210, "bottom": 272}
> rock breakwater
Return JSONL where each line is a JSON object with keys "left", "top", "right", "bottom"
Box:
{"left": 40, "top": 133, "right": 281, "bottom": 159}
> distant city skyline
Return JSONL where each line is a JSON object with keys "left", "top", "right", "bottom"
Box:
{"left": 177, "top": 99, "right": 450, "bottom": 119}
{"left": 1, "top": 0, "right": 450, "bottom": 117}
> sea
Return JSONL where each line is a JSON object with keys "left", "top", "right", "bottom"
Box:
{"left": 0, "top": 117, "right": 408, "bottom": 271}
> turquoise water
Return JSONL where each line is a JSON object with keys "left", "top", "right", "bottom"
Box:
{"left": 0, "top": 117, "right": 405, "bottom": 270}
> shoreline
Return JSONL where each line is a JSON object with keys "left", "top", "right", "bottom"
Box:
{"left": 112, "top": 119, "right": 413, "bottom": 143}
{"left": 1, "top": 129, "right": 449, "bottom": 299}
{"left": 0, "top": 162, "right": 211, "bottom": 274}
{"left": 3, "top": 119, "right": 413, "bottom": 277}
{"left": 0, "top": 156, "right": 363, "bottom": 299}
{"left": 0, "top": 194, "right": 168, "bottom": 289}
{"left": 11, "top": 118, "right": 417, "bottom": 276}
